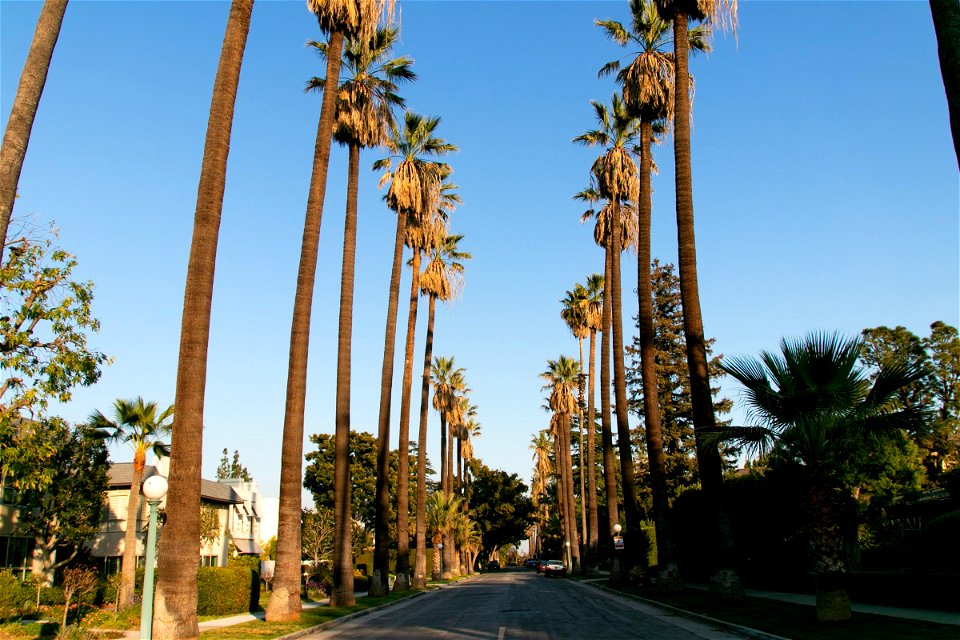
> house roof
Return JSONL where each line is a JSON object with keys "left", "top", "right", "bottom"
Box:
{"left": 108, "top": 463, "right": 243, "bottom": 505}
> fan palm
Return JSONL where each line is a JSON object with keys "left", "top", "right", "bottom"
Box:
{"left": 0, "top": 0, "right": 68, "bottom": 261}
{"left": 368, "top": 111, "right": 456, "bottom": 595}
{"left": 560, "top": 284, "right": 591, "bottom": 564}
{"left": 413, "top": 233, "right": 470, "bottom": 588}
{"left": 598, "top": 0, "right": 706, "bottom": 590}
{"left": 654, "top": 0, "right": 739, "bottom": 596}
{"left": 582, "top": 274, "right": 604, "bottom": 564}
{"left": 425, "top": 492, "right": 461, "bottom": 580}
{"left": 717, "top": 333, "right": 926, "bottom": 621}
{"left": 541, "top": 356, "right": 582, "bottom": 573}
{"left": 574, "top": 95, "right": 644, "bottom": 575}
{"left": 88, "top": 398, "right": 172, "bottom": 609}
{"left": 153, "top": 3, "right": 252, "bottom": 636}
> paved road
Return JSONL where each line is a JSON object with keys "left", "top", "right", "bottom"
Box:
{"left": 304, "top": 569, "right": 754, "bottom": 640}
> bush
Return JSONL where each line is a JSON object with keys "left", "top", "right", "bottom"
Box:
{"left": 196, "top": 565, "right": 259, "bottom": 616}
{"left": 0, "top": 571, "right": 31, "bottom": 621}
{"left": 39, "top": 585, "right": 65, "bottom": 606}
{"left": 352, "top": 575, "right": 369, "bottom": 593}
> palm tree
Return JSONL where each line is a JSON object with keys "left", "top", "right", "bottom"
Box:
{"left": 597, "top": 0, "right": 706, "bottom": 590}
{"left": 541, "top": 356, "right": 582, "bottom": 573}
{"left": 274, "top": 0, "right": 392, "bottom": 614}
{"left": 88, "top": 398, "right": 172, "bottom": 609}
{"left": 929, "top": 0, "right": 960, "bottom": 166}
{"left": 414, "top": 235, "right": 470, "bottom": 587}
{"left": 425, "top": 491, "right": 461, "bottom": 580}
{"left": 305, "top": 25, "right": 415, "bottom": 601}
{"left": 574, "top": 95, "right": 643, "bottom": 576}
{"left": 560, "top": 284, "right": 590, "bottom": 564}
{"left": 653, "top": 0, "right": 739, "bottom": 594}
{"left": 431, "top": 357, "right": 466, "bottom": 578}
{"left": 152, "top": 3, "right": 252, "bottom": 636}
{"left": 716, "top": 333, "right": 926, "bottom": 621}
{"left": 0, "top": 0, "right": 69, "bottom": 262}
{"left": 369, "top": 111, "right": 456, "bottom": 595}
{"left": 394, "top": 181, "right": 460, "bottom": 592}
{"left": 582, "top": 273, "right": 603, "bottom": 565}
{"left": 530, "top": 429, "right": 553, "bottom": 558}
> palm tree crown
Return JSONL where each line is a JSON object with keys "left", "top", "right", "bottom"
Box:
{"left": 88, "top": 397, "right": 173, "bottom": 468}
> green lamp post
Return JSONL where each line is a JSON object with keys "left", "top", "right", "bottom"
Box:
{"left": 139, "top": 475, "right": 167, "bottom": 640}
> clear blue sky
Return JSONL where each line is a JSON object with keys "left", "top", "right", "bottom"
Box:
{"left": 3, "top": 0, "right": 957, "bottom": 503}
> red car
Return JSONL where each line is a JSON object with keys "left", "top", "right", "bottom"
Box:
{"left": 542, "top": 560, "right": 567, "bottom": 577}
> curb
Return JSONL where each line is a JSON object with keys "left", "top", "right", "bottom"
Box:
{"left": 574, "top": 579, "right": 791, "bottom": 640}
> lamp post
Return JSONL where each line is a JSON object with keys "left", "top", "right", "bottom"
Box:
{"left": 139, "top": 475, "right": 167, "bottom": 640}
{"left": 564, "top": 540, "right": 571, "bottom": 572}
{"left": 611, "top": 523, "right": 623, "bottom": 582}
{"left": 437, "top": 543, "right": 443, "bottom": 581}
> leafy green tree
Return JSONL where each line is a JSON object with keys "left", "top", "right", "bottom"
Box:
{"left": 716, "top": 332, "right": 926, "bottom": 622}
{"left": 467, "top": 463, "right": 535, "bottom": 558}
{"left": 215, "top": 448, "right": 252, "bottom": 482}
{"left": 1, "top": 222, "right": 108, "bottom": 480}
{"left": 88, "top": 397, "right": 172, "bottom": 608}
{"left": 10, "top": 421, "right": 107, "bottom": 581}
{"left": 301, "top": 507, "right": 334, "bottom": 571}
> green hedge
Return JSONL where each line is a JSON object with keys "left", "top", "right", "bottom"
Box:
{"left": 196, "top": 565, "right": 259, "bottom": 616}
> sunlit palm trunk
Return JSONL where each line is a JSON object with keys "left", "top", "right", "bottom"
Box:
{"left": 672, "top": 13, "right": 740, "bottom": 592}
{"left": 270, "top": 25, "right": 345, "bottom": 617}
{"left": 0, "top": 0, "right": 68, "bottom": 261}
{"left": 562, "top": 413, "right": 582, "bottom": 572}
{"left": 610, "top": 201, "right": 641, "bottom": 576}
{"left": 394, "top": 250, "right": 423, "bottom": 592}
{"left": 120, "top": 454, "right": 144, "bottom": 607}
{"left": 600, "top": 245, "right": 620, "bottom": 540}
{"left": 577, "top": 339, "right": 588, "bottom": 568}
{"left": 414, "top": 295, "right": 437, "bottom": 589}
{"left": 371, "top": 210, "right": 409, "bottom": 596}
{"left": 637, "top": 119, "right": 679, "bottom": 589}
{"left": 586, "top": 329, "right": 599, "bottom": 569}
{"left": 155, "top": 2, "right": 252, "bottom": 636}
{"left": 329, "top": 141, "right": 360, "bottom": 609}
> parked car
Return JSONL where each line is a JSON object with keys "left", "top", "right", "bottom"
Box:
{"left": 543, "top": 560, "right": 566, "bottom": 578}
{"left": 486, "top": 559, "right": 500, "bottom": 571}
{"left": 536, "top": 559, "right": 548, "bottom": 573}
{"left": 523, "top": 558, "right": 538, "bottom": 569}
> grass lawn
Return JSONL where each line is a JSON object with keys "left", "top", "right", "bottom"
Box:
{"left": 598, "top": 582, "right": 958, "bottom": 640}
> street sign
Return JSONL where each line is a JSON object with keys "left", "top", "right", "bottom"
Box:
{"left": 613, "top": 535, "right": 624, "bottom": 550}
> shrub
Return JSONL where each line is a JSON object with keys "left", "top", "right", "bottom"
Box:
{"left": 196, "top": 565, "right": 259, "bottom": 616}
{"left": 0, "top": 571, "right": 31, "bottom": 621}
{"left": 352, "top": 575, "right": 369, "bottom": 593}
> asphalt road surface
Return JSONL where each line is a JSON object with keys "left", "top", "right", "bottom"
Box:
{"left": 303, "top": 569, "right": 753, "bottom": 640}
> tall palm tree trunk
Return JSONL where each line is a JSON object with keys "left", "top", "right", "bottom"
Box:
{"left": 0, "top": 0, "right": 68, "bottom": 261}
{"left": 371, "top": 211, "right": 409, "bottom": 596}
{"left": 577, "top": 339, "right": 588, "bottom": 566}
{"left": 600, "top": 245, "right": 620, "bottom": 540}
{"left": 414, "top": 295, "right": 437, "bottom": 589}
{"left": 439, "top": 414, "right": 448, "bottom": 496}
{"left": 930, "top": 0, "right": 960, "bottom": 166}
{"left": 672, "top": 13, "right": 740, "bottom": 595}
{"left": 119, "top": 458, "right": 144, "bottom": 607}
{"left": 328, "top": 141, "right": 360, "bottom": 608}
{"left": 394, "top": 250, "right": 423, "bottom": 593}
{"left": 154, "top": 3, "right": 252, "bottom": 637}
{"left": 270, "top": 26, "right": 346, "bottom": 617}
{"left": 562, "top": 413, "right": 582, "bottom": 572}
{"left": 637, "top": 119, "right": 679, "bottom": 590}
{"left": 586, "top": 329, "right": 600, "bottom": 569}
{"left": 553, "top": 431, "right": 569, "bottom": 555}
{"left": 610, "top": 201, "right": 641, "bottom": 576}
{"left": 442, "top": 423, "right": 457, "bottom": 577}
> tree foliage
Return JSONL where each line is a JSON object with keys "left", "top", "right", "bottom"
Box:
{"left": 0, "top": 222, "right": 108, "bottom": 490}
{"left": 467, "top": 462, "right": 535, "bottom": 553}
{"left": 216, "top": 448, "right": 252, "bottom": 482}
{"left": 301, "top": 507, "right": 334, "bottom": 569}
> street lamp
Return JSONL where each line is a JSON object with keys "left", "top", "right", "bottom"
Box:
{"left": 564, "top": 540, "right": 571, "bottom": 572}
{"left": 611, "top": 523, "right": 623, "bottom": 580}
{"left": 139, "top": 475, "right": 167, "bottom": 640}
{"left": 437, "top": 543, "right": 443, "bottom": 580}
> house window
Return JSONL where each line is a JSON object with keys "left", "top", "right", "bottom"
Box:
{"left": 100, "top": 496, "right": 127, "bottom": 532}
{"left": 200, "top": 555, "right": 218, "bottom": 568}
{"left": 103, "top": 556, "right": 121, "bottom": 576}
{"left": 0, "top": 536, "right": 34, "bottom": 575}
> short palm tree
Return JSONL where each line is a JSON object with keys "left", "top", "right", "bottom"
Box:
{"left": 88, "top": 397, "right": 172, "bottom": 609}
{"left": 414, "top": 233, "right": 470, "bottom": 588}
{"left": 425, "top": 492, "right": 461, "bottom": 580}
{"left": 152, "top": 4, "right": 252, "bottom": 635}
{"left": 716, "top": 332, "right": 926, "bottom": 621}
{"left": 574, "top": 95, "right": 644, "bottom": 575}
{"left": 541, "top": 356, "right": 582, "bottom": 573}
{"left": 369, "top": 111, "right": 456, "bottom": 595}
{"left": 654, "top": 0, "right": 739, "bottom": 595}
{"left": 0, "top": 0, "right": 69, "bottom": 261}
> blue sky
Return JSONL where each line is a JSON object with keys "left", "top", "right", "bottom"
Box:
{"left": 2, "top": 0, "right": 957, "bottom": 503}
